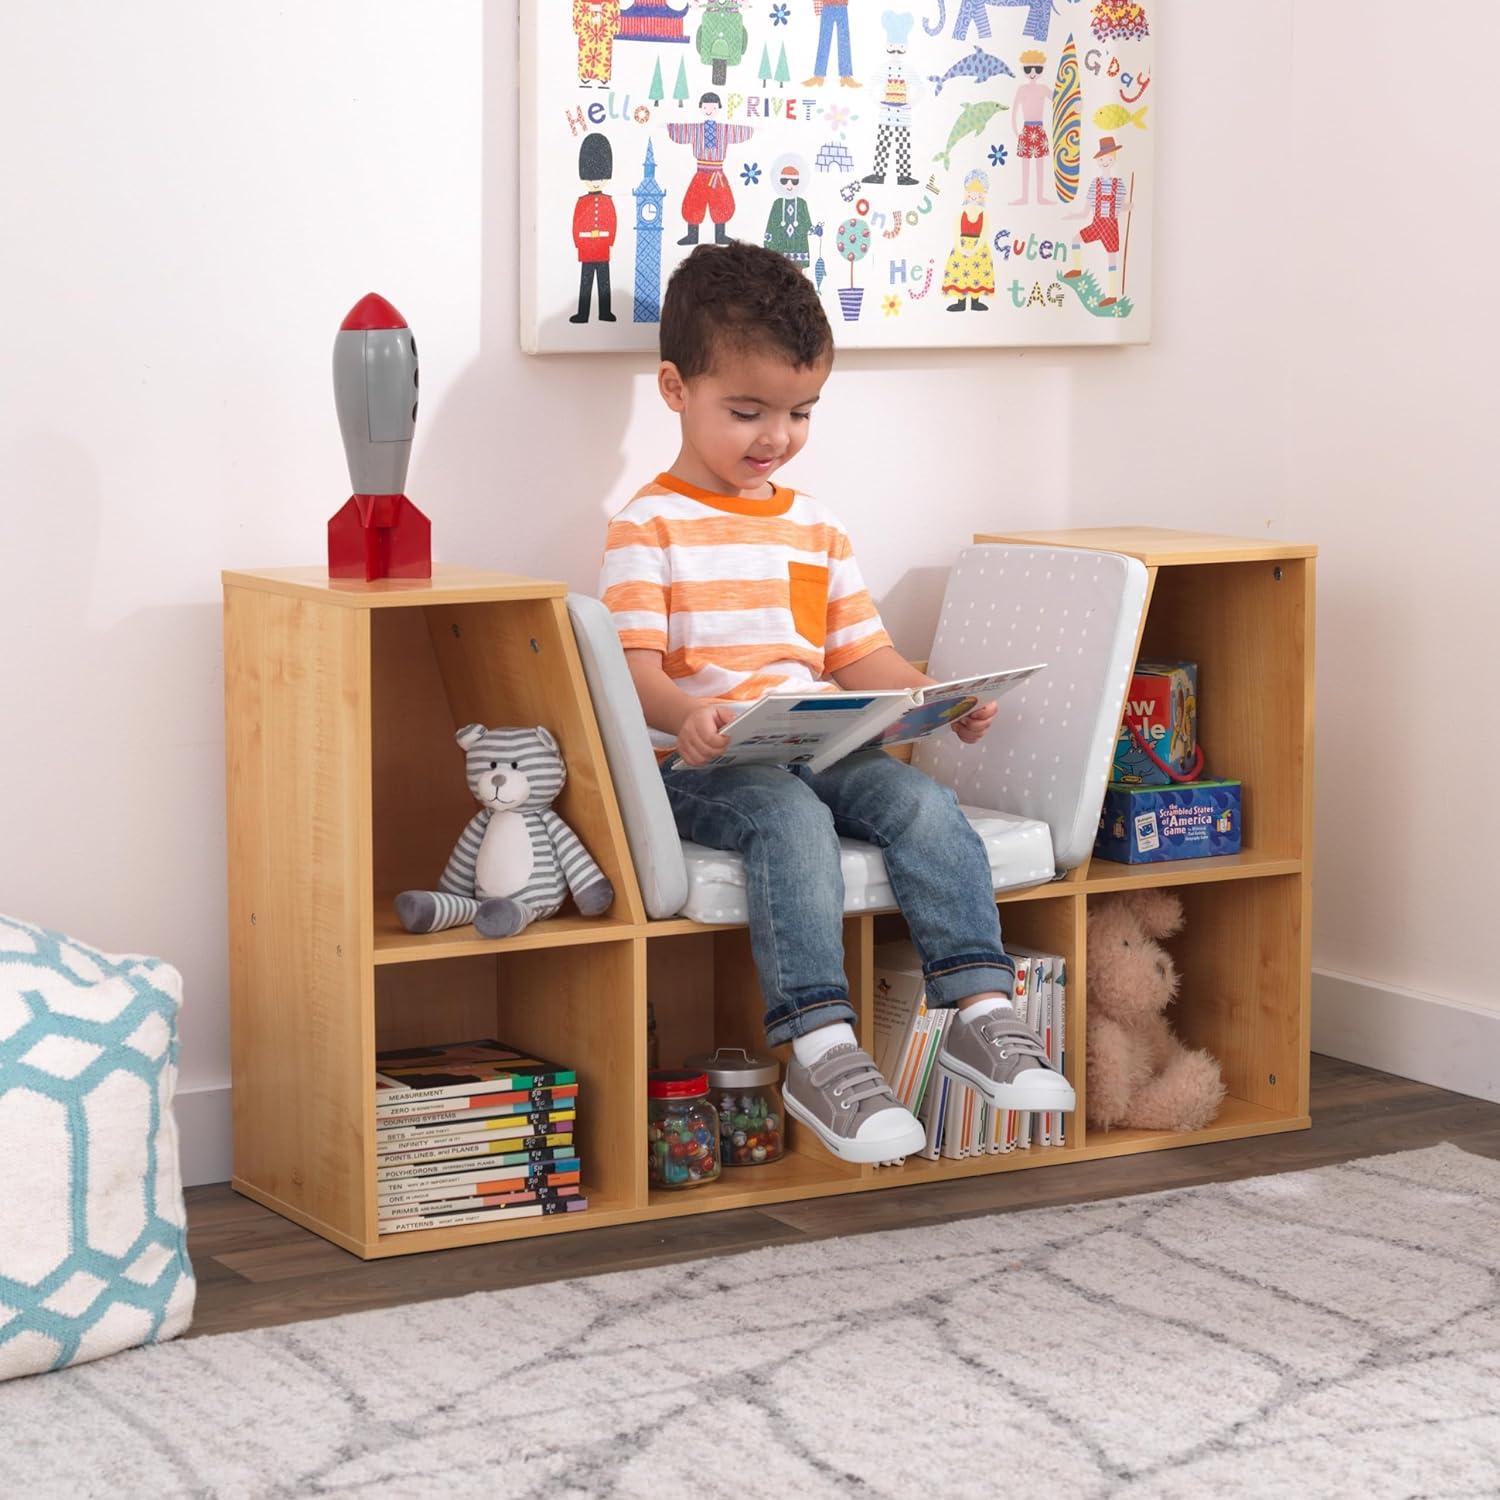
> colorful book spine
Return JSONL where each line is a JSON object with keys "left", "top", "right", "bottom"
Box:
{"left": 1032, "top": 954, "right": 1054, "bottom": 1146}
{"left": 1054, "top": 957, "right": 1067, "bottom": 1146}
{"left": 381, "top": 1194, "right": 589, "bottom": 1236}
{"left": 377, "top": 1182, "right": 583, "bottom": 1227}
{"left": 378, "top": 1163, "right": 582, "bottom": 1212}
{"left": 376, "top": 1141, "right": 576, "bottom": 1184}
{"left": 1013, "top": 956, "right": 1034, "bottom": 1148}
{"left": 893, "top": 1000, "right": 931, "bottom": 1106}
{"left": 375, "top": 1106, "right": 577, "bottom": 1149}
{"left": 375, "top": 1068, "right": 578, "bottom": 1110}
{"left": 918, "top": 1067, "right": 950, "bottom": 1162}
{"left": 377, "top": 1083, "right": 579, "bottom": 1126}
{"left": 375, "top": 1130, "right": 576, "bottom": 1170}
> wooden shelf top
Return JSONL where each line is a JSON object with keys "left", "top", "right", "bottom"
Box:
{"left": 369, "top": 851, "right": 1303, "bottom": 963}
{"left": 373, "top": 905, "right": 636, "bottom": 963}
{"left": 1080, "top": 848, "right": 1302, "bottom": 892}
{"left": 222, "top": 564, "right": 566, "bottom": 609}
{"left": 973, "top": 526, "right": 1317, "bottom": 567}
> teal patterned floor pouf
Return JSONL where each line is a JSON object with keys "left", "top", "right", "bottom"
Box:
{"left": 0, "top": 914, "right": 195, "bottom": 1380}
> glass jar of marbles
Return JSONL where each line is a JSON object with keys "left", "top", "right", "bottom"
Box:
{"left": 647, "top": 1070, "right": 721, "bottom": 1189}
{"left": 684, "top": 1047, "right": 784, "bottom": 1167}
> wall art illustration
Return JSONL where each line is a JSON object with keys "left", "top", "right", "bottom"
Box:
{"left": 521, "top": 0, "right": 1153, "bottom": 351}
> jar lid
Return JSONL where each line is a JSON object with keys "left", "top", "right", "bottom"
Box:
{"left": 648, "top": 1069, "right": 709, "bottom": 1099}
{"left": 683, "top": 1046, "right": 780, "bottom": 1088}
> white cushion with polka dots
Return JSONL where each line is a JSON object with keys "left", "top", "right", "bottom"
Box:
{"left": 914, "top": 545, "right": 1150, "bottom": 870}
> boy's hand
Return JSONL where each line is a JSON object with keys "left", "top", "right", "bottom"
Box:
{"left": 676, "top": 704, "right": 737, "bottom": 766}
{"left": 952, "top": 700, "right": 999, "bottom": 744}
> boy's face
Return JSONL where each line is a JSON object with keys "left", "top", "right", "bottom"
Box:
{"left": 659, "top": 344, "right": 832, "bottom": 495}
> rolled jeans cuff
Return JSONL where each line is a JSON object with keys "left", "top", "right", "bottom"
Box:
{"left": 922, "top": 952, "right": 1017, "bottom": 1009}
{"left": 763, "top": 995, "right": 857, "bottom": 1049}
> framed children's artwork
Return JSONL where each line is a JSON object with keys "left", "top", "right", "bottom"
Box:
{"left": 519, "top": 1, "right": 1154, "bottom": 353}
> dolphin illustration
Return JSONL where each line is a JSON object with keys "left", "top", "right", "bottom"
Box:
{"left": 933, "top": 100, "right": 1007, "bottom": 170}
{"left": 928, "top": 45, "right": 1014, "bottom": 97}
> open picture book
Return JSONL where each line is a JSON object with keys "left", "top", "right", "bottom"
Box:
{"left": 677, "top": 665, "right": 1045, "bottom": 774}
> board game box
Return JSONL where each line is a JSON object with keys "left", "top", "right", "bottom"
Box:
{"left": 1095, "top": 780, "right": 1242, "bottom": 864}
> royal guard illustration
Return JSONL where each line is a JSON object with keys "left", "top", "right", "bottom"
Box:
{"left": 665, "top": 91, "right": 754, "bottom": 245}
{"left": 1063, "top": 134, "right": 1132, "bottom": 307}
{"left": 805, "top": 0, "right": 859, "bottom": 89}
{"left": 572, "top": 0, "right": 622, "bottom": 86}
{"left": 763, "top": 155, "right": 814, "bottom": 268}
{"left": 864, "top": 11, "right": 919, "bottom": 187}
{"left": 940, "top": 168, "right": 994, "bottom": 311}
{"left": 1009, "top": 48, "right": 1055, "bottom": 205}
{"left": 571, "top": 132, "right": 618, "bottom": 323}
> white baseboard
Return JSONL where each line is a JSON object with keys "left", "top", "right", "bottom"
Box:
{"left": 1313, "top": 968, "right": 1500, "bottom": 1105}
{"left": 173, "top": 1084, "right": 233, "bottom": 1188}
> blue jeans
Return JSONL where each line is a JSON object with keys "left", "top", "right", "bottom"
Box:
{"left": 813, "top": 6, "right": 852, "bottom": 78}
{"left": 661, "top": 749, "right": 1016, "bottom": 1046}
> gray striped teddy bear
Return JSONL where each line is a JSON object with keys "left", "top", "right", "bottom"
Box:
{"left": 395, "top": 724, "right": 614, "bottom": 939}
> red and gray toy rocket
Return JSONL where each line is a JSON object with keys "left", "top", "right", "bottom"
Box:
{"left": 328, "top": 292, "right": 431, "bottom": 581}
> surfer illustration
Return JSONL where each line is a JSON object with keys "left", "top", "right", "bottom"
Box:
{"left": 941, "top": 168, "right": 994, "bottom": 311}
{"left": 864, "top": 11, "right": 919, "bottom": 187}
{"left": 1062, "top": 134, "right": 1132, "bottom": 306}
{"left": 1009, "top": 49, "right": 1054, "bottom": 205}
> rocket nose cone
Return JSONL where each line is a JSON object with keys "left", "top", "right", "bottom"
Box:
{"left": 340, "top": 292, "right": 408, "bottom": 330}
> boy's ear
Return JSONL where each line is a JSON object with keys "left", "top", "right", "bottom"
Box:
{"left": 658, "top": 361, "right": 688, "bottom": 413}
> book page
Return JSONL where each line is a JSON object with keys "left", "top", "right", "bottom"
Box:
{"left": 686, "top": 689, "right": 907, "bottom": 770}
{"left": 860, "top": 663, "right": 1045, "bottom": 750}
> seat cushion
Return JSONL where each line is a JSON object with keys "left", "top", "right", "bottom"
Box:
{"left": 678, "top": 806, "right": 1056, "bottom": 925}
{"left": 0, "top": 914, "right": 195, "bottom": 1381}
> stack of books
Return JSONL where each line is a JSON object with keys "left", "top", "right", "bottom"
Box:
{"left": 374, "top": 1039, "right": 586, "bottom": 1234}
{"left": 873, "top": 942, "right": 1068, "bottom": 1163}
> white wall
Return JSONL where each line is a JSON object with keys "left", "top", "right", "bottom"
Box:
{"left": 1289, "top": 0, "right": 1500, "bottom": 1011}
{"left": 5, "top": 2, "right": 1488, "bottom": 1184}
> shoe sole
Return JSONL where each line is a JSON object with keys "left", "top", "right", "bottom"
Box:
{"left": 936, "top": 1053, "right": 1076, "bottom": 1113}
{"left": 783, "top": 1089, "right": 927, "bottom": 1165}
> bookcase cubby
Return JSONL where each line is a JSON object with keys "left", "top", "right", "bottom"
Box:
{"left": 223, "top": 528, "right": 1314, "bottom": 1259}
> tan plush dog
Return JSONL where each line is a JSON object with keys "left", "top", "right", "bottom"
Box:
{"left": 1085, "top": 890, "right": 1226, "bottom": 1132}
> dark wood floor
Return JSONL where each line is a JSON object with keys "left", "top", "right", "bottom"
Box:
{"left": 184, "top": 1054, "right": 1500, "bottom": 1339}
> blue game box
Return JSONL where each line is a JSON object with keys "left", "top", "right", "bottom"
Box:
{"left": 1094, "top": 780, "right": 1243, "bottom": 864}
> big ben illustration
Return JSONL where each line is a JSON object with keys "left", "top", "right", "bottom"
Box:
{"left": 633, "top": 140, "right": 667, "bottom": 323}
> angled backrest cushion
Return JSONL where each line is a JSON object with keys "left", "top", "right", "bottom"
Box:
{"left": 913, "top": 545, "right": 1148, "bottom": 870}
{"left": 566, "top": 594, "right": 690, "bottom": 919}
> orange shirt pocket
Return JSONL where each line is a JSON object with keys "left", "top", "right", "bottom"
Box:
{"left": 787, "top": 562, "right": 830, "bottom": 648}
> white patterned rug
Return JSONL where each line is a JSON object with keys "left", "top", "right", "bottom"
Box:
{"left": 5, "top": 1144, "right": 1500, "bottom": 1498}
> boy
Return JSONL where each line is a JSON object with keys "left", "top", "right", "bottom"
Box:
{"left": 600, "top": 242, "right": 1073, "bottom": 1163}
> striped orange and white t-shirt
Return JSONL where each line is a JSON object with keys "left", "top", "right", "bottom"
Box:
{"left": 600, "top": 472, "right": 893, "bottom": 754}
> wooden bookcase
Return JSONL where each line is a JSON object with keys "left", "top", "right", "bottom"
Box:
{"left": 222, "top": 528, "right": 1314, "bottom": 1259}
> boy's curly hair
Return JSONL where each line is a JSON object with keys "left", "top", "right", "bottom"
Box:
{"left": 660, "top": 242, "right": 832, "bottom": 378}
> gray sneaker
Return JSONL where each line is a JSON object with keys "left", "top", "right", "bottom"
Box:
{"left": 783, "top": 1043, "right": 926, "bottom": 1164}
{"left": 937, "top": 1011, "right": 1076, "bottom": 1113}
